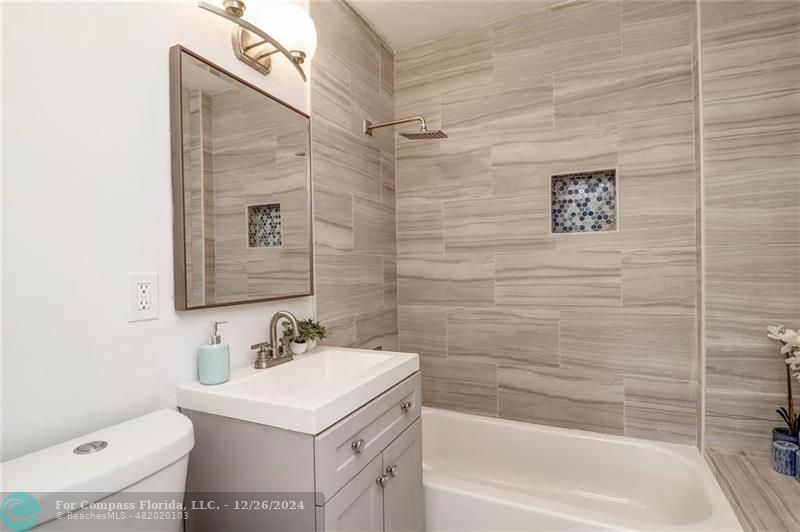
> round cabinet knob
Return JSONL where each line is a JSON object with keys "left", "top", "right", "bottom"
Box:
{"left": 386, "top": 464, "right": 398, "bottom": 477}
{"left": 351, "top": 438, "right": 365, "bottom": 454}
{"left": 376, "top": 474, "right": 389, "bottom": 488}
{"left": 400, "top": 401, "right": 413, "bottom": 412}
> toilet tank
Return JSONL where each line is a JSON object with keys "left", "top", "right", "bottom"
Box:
{"left": 1, "top": 409, "right": 194, "bottom": 531}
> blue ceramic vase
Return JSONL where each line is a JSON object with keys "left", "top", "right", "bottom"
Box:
{"left": 773, "top": 440, "right": 798, "bottom": 476}
{"left": 773, "top": 427, "right": 800, "bottom": 445}
{"left": 796, "top": 450, "right": 800, "bottom": 482}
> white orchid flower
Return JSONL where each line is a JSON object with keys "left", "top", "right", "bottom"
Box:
{"left": 768, "top": 324, "right": 787, "bottom": 340}
{"left": 779, "top": 330, "right": 800, "bottom": 354}
{"left": 786, "top": 356, "right": 800, "bottom": 372}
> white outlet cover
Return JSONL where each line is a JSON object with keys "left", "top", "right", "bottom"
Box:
{"left": 128, "top": 273, "right": 158, "bottom": 322}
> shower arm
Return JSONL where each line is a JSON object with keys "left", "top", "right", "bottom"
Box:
{"left": 363, "top": 116, "right": 428, "bottom": 136}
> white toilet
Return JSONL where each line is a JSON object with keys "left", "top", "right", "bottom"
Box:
{"left": 1, "top": 409, "right": 194, "bottom": 531}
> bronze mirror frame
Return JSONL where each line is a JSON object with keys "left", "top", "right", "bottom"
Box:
{"left": 169, "top": 45, "right": 314, "bottom": 310}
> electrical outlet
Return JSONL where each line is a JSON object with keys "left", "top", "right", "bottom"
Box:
{"left": 136, "top": 282, "right": 152, "bottom": 311}
{"left": 128, "top": 273, "right": 158, "bottom": 322}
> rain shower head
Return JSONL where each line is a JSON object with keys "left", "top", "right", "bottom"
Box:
{"left": 399, "top": 128, "right": 448, "bottom": 140}
{"left": 363, "top": 116, "right": 447, "bottom": 140}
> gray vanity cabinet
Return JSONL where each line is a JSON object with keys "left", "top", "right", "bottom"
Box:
{"left": 383, "top": 419, "right": 424, "bottom": 532}
{"left": 317, "top": 419, "right": 423, "bottom": 532}
{"left": 182, "top": 373, "right": 423, "bottom": 532}
{"left": 316, "top": 455, "right": 385, "bottom": 531}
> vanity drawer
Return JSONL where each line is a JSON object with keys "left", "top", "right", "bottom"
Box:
{"left": 314, "top": 373, "right": 420, "bottom": 505}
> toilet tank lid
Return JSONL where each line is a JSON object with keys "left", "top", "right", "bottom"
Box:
{"left": 1, "top": 409, "right": 194, "bottom": 495}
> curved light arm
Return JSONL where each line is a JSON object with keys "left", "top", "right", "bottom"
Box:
{"left": 198, "top": 1, "right": 307, "bottom": 82}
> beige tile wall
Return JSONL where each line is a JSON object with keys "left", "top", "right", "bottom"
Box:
{"left": 395, "top": 0, "right": 699, "bottom": 444}
{"left": 182, "top": 89, "right": 207, "bottom": 306}
{"left": 209, "top": 88, "right": 311, "bottom": 305}
{"left": 700, "top": 0, "right": 800, "bottom": 452}
{"left": 310, "top": 0, "right": 398, "bottom": 350}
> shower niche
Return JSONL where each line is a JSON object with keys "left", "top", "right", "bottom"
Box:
{"left": 551, "top": 169, "right": 617, "bottom": 234}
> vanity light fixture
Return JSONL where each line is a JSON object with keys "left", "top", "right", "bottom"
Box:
{"left": 198, "top": 0, "right": 317, "bottom": 81}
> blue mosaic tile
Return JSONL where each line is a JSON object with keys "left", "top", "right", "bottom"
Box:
{"left": 551, "top": 170, "right": 617, "bottom": 234}
{"left": 247, "top": 204, "right": 282, "bottom": 247}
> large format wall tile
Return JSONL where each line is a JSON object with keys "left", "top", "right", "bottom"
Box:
{"left": 622, "top": 248, "right": 696, "bottom": 314}
{"left": 380, "top": 150, "right": 396, "bottom": 207}
{"left": 498, "top": 365, "right": 624, "bottom": 435}
{"left": 421, "top": 356, "right": 497, "bottom": 416}
{"left": 705, "top": 243, "right": 800, "bottom": 320}
{"left": 383, "top": 256, "right": 397, "bottom": 308}
{"left": 702, "top": 5, "right": 800, "bottom": 249}
{"left": 493, "top": 1, "right": 621, "bottom": 80}
{"left": 491, "top": 126, "right": 618, "bottom": 197}
{"left": 311, "top": 0, "right": 396, "bottom": 349}
{"left": 705, "top": 168, "right": 799, "bottom": 247}
{"left": 495, "top": 251, "right": 622, "bottom": 309}
{"left": 623, "top": 375, "right": 697, "bottom": 444}
{"left": 395, "top": 26, "right": 493, "bottom": 106}
{"left": 310, "top": 50, "right": 352, "bottom": 128}
{"left": 398, "top": 253, "right": 495, "bottom": 307}
{"left": 354, "top": 196, "right": 396, "bottom": 255}
{"left": 398, "top": 306, "right": 447, "bottom": 358}
{"left": 312, "top": 119, "right": 382, "bottom": 201}
{"left": 701, "top": 0, "right": 800, "bottom": 452}
{"left": 706, "top": 388, "right": 792, "bottom": 452}
{"left": 447, "top": 308, "right": 559, "bottom": 367}
{"left": 356, "top": 307, "right": 398, "bottom": 351}
{"left": 561, "top": 310, "right": 696, "bottom": 381}
{"left": 443, "top": 195, "right": 554, "bottom": 253}
{"left": 312, "top": 0, "right": 380, "bottom": 87}
{"left": 323, "top": 315, "right": 356, "bottom": 349}
{"left": 396, "top": 199, "right": 444, "bottom": 255}
{"left": 441, "top": 79, "right": 554, "bottom": 152}
{"left": 706, "top": 316, "right": 800, "bottom": 395}
{"left": 314, "top": 186, "right": 353, "bottom": 253}
{"left": 316, "top": 254, "right": 384, "bottom": 321}
{"left": 396, "top": 146, "right": 492, "bottom": 202}
{"left": 554, "top": 45, "right": 694, "bottom": 132}
{"left": 621, "top": 0, "right": 692, "bottom": 57}
{"left": 395, "top": 0, "right": 700, "bottom": 446}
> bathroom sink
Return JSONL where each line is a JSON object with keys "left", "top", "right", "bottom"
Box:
{"left": 177, "top": 346, "right": 419, "bottom": 434}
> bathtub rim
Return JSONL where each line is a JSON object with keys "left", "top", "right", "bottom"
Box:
{"left": 421, "top": 407, "right": 742, "bottom": 532}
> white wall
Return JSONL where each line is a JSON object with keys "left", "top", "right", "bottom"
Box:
{"left": 1, "top": 1, "right": 313, "bottom": 461}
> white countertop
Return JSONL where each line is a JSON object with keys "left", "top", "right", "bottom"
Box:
{"left": 177, "top": 346, "right": 419, "bottom": 434}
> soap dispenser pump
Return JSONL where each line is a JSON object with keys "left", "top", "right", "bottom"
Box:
{"left": 198, "top": 320, "right": 230, "bottom": 385}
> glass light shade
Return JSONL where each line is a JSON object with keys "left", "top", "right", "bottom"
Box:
{"left": 245, "top": 2, "right": 317, "bottom": 60}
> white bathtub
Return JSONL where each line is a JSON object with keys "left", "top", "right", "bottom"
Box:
{"left": 422, "top": 408, "right": 742, "bottom": 532}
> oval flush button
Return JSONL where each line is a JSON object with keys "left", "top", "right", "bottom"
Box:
{"left": 73, "top": 441, "right": 108, "bottom": 455}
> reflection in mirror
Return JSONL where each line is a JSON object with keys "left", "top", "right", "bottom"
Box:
{"left": 171, "top": 47, "right": 312, "bottom": 309}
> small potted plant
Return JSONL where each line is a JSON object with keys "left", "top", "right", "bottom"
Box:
{"left": 767, "top": 325, "right": 800, "bottom": 444}
{"left": 283, "top": 319, "right": 330, "bottom": 354}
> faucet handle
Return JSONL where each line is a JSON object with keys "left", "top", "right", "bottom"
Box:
{"left": 276, "top": 337, "right": 292, "bottom": 357}
{"left": 250, "top": 340, "right": 271, "bottom": 351}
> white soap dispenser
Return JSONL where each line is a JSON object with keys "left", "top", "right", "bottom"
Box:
{"left": 198, "top": 320, "right": 230, "bottom": 385}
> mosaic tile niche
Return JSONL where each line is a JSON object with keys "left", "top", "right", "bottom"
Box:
{"left": 551, "top": 170, "right": 617, "bottom": 234}
{"left": 247, "top": 203, "right": 282, "bottom": 247}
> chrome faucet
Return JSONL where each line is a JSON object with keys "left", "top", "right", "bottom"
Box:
{"left": 251, "top": 310, "right": 299, "bottom": 369}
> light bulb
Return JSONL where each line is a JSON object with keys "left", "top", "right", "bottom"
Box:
{"left": 245, "top": 2, "right": 317, "bottom": 61}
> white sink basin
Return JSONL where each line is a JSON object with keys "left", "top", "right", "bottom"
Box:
{"left": 177, "top": 346, "right": 419, "bottom": 434}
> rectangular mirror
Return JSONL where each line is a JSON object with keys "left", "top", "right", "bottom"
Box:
{"left": 170, "top": 46, "right": 313, "bottom": 310}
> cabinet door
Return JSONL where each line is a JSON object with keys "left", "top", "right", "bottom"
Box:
{"left": 318, "top": 455, "right": 384, "bottom": 532}
{"left": 382, "top": 418, "right": 424, "bottom": 532}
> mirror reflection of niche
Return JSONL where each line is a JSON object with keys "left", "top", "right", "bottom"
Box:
{"left": 180, "top": 53, "right": 310, "bottom": 308}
